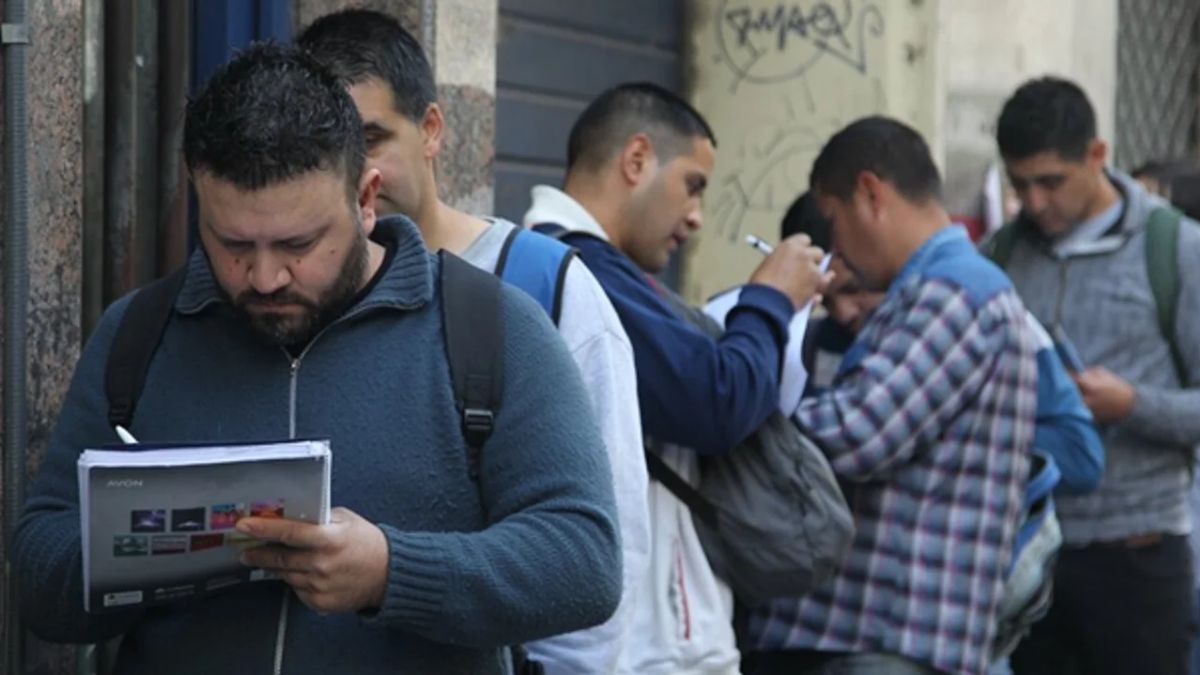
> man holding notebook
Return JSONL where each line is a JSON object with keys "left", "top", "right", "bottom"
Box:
{"left": 14, "top": 43, "right": 620, "bottom": 674}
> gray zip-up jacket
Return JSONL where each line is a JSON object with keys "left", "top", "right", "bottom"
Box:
{"left": 992, "top": 170, "right": 1200, "bottom": 545}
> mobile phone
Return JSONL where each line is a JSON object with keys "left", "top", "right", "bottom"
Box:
{"left": 1051, "top": 324, "right": 1085, "bottom": 372}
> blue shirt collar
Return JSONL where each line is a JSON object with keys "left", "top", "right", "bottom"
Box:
{"left": 887, "top": 225, "right": 970, "bottom": 298}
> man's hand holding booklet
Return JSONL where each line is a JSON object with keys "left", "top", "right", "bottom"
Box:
{"left": 77, "top": 437, "right": 331, "bottom": 612}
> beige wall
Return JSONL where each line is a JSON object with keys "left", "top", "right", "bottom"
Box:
{"left": 941, "top": 0, "right": 1118, "bottom": 216}
{"left": 684, "top": 0, "right": 943, "bottom": 302}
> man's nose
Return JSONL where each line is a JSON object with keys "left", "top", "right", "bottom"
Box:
{"left": 248, "top": 252, "right": 291, "bottom": 296}
{"left": 1022, "top": 187, "right": 1049, "bottom": 215}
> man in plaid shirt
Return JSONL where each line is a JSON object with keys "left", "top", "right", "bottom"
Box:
{"left": 745, "top": 117, "right": 1039, "bottom": 675}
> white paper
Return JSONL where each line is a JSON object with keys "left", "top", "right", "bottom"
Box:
{"left": 704, "top": 289, "right": 815, "bottom": 418}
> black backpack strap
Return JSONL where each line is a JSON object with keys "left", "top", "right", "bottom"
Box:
{"left": 643, "top": 449, "right": 719, "bottom": 528}
{"left": 549, "top": 250, "right": 574, "bottom": 325}
{"left": 440, "top": 251, "right": 503, "bottom": 478}
{"left": 494, "top": 227, "right": 521, "bottom": 280}
{"left": 105, "top": 267, "right": 189, "bottom": 429}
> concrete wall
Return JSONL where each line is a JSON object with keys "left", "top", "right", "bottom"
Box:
{"left": 684, "top": 0, "right": 943, "bottom": 302}
{"left": 293, "top": 0, "right": 497, "bottom": 215}
{"left": 941, "top": 0, "right": 1119, "bottom": 217}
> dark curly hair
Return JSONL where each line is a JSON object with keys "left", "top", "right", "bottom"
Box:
{"left": 183, "top": 41, "right": 365, "bottom": 195}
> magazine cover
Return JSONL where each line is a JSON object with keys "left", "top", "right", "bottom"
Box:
{"left": 78, "top": 439, "right": 331, "bottom": 613}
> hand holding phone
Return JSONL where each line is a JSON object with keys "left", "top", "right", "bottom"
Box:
{"left": 1051, "top": 324, "right": 1085, "bottom": 372}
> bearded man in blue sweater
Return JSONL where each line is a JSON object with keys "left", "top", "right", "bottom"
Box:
{"left": 14, "top": 43, "right": 620, "bottom": 674}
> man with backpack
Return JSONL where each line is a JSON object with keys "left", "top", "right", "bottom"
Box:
{"left": 782, "top": 189, "right": 1105, "bottom": 668}
{"left": 297, "top": 12, "right": 649, "bottom": 674}
{"left": 524, "top": 82, "right": 831, "bottom": 674}
{"left": 991, "top": 77, "right": 1200, "bottom": 675}
{"left": 745, "top": 117, "right": 1039, "bottom": 675}
{"left": 14, "top": 43, "right": 621, "bottom": 675}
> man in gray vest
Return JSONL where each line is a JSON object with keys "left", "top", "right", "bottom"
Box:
{"left": 992, "top": 76, "right": 1200, "bottom": 675}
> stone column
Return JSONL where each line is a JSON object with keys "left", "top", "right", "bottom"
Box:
{"left": 1, "top": 0, "right": 87, "bottom": 672}
{"left": 293, "top": 0, "right": 497, "bottom": 214}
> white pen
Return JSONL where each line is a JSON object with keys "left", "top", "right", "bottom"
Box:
{"left": 818, "top": 252, "right": 833, "bottom": 274}
{"left": 746, "top": 234, "right": 774, "bottom": 255}
{"left": 747, "top": 235, "right": 834, "bottom": 274}
{"left": 114, "top": 425, "right": 139, "bottom": 444}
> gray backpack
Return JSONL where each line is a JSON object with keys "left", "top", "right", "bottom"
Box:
{"left": 647, "top": 287, "right": 855, "bottom": 606}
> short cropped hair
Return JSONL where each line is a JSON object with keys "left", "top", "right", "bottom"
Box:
{"left": 780, "top": 191, "right": 832, "bottom": 250}
{"left": 567, "top": 82, "right": 716, "bottom": 173}
{"left": 997, "top": 77, "right": 1096, "bottom": 162}
{"left": 298, "top": 9, "right": 436, "bottom": 123}
{"left": 184, "top": 42, "right": 365, "bottom": 194}
{"left": 810, "top": 116, "right": 942, "bottom": 204}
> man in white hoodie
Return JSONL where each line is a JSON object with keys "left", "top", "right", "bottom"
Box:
{"left": 299, "top": 11, "right": 650, "bottom": 674}
{"left": 525, "top": 82, "right": 827, "bottom": 674}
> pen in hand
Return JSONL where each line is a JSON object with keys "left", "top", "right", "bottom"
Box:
{"left": 745, "top": 234, "right": 774, "bottom": 256}
{"left": 114, "top": 425, "right": 139, "bottom": 444}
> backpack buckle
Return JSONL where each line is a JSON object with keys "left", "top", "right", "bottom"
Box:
{"left": 463, "top": 407, "right": 495, "bottom": 437}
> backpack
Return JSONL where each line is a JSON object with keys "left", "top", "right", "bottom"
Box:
{"left": 527, "top": 222, "right": 856, "bottom": 606}
{"left": 653, "top": 290, "right": 854, "bottom": 606}
{"left": 495, "top": 227, "right": 576, "bottom": 325}
{"left": 991, "top": 451, "right": 1062, "bottom": 660}
{"left": 987, "top": 206, "right": 1188, "bottom": 381}
{"left": 103, "top": 250, "right": 545, "bottom": 675}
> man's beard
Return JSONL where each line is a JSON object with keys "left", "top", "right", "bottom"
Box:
{"left": 225, "top": 232, "right": 369, "bottom": 349}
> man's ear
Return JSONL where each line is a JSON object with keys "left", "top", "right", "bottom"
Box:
{"left": 619, "top": 134, "right": 656, "bottom": 187}
{"left": 1086, "top": 138, "right": 1108, "bottom": 171}
{"left": 357, "top": 168, "right": 383, "bottom": 235}
{"left": 421, "top": 103, "right": 445, "bottom": 161}
{"left": 856, "top": 171, "right": 886, "bottom": 219}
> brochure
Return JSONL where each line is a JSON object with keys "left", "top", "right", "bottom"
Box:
{"left": 77, "top": 438, "right": 331, "bottom": 612}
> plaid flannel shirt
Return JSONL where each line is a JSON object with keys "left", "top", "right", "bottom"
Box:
{"left": 750, "top": 228, "right": 1038, "bottom": 675}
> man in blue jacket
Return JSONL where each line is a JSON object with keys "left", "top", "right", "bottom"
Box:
{"left": 524, "top": 82, "right": 828, "bottom": 674}
{"left": 746, "top": 117, "right": 1037, "bottom": 675}
{"left": 15, "top": 43, "right": 620, "bottom": 674}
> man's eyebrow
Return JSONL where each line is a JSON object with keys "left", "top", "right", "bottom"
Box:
{"left": 362, "top": 121, "right": 393, "bottom": 137}
{"left": 278, "top": 223, "right": 331, "bottom": 247}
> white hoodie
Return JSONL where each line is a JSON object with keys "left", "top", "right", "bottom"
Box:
{"left": 524, "top": 185, "right": 742, "bottom": 675}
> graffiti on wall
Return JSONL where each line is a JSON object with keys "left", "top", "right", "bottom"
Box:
{"left": 709, "top": 115, "right": 843, "bottom": 243}
{"left": 715, "top": 0, "right": 885, "bottom": 92}
{"left": 705, "top": 0, "right": 886, "bottom": 243}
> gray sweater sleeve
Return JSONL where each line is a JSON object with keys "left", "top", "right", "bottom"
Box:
{"left": 369, "top": 286, "right": 622, "bottom": 647}
{"left": 1125, "top": 222, "right": 1200, "bottom": 447}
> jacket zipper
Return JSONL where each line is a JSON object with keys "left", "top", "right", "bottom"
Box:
{"left": 272, "top": 318, "right": 347, "bottom": 675}
{"left": 1053, "top": 259, "right": 1070, "bottom": 328}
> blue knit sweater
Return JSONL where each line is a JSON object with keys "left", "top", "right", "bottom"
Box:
{"left": 15, "top": 216, "right": 621, "bottom": 674}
